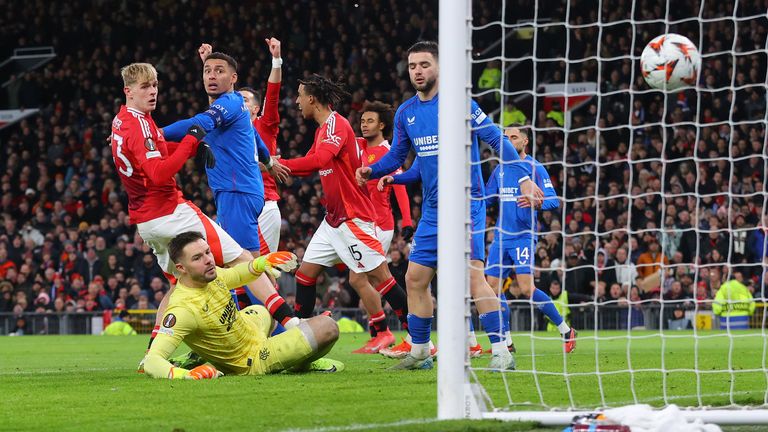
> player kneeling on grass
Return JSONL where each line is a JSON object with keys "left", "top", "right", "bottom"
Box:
{"left": 143, "top": 231, "right": 343, "bottom": 379}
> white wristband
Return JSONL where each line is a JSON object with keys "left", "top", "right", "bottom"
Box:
{"left": 265, "top": 157, "right": 274, "bottom": 169}
{"left": 517, "top": 175, "right": 531, "bottom": 184}
{"left": 272, "top": 58, "right": 283, "bottom": 68}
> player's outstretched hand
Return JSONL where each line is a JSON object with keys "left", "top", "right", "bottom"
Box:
{"left": 265, "top": 37, "right": 281, "bottom": 59}
{"left": 198, "top": 43, "right": 213, "bottom": 63}
{"left": 252, "top": 251, "right": 299, "bottom": 278}
{"left": 356, "top": 166, "right": 372, "bottom": 186}
{"left": 268, "top": 156, "right": 290, "bottom": 183}
{"left": 186, "top": 364, "right": 222, "bottom": 380}
{"left": 401, "top": 226, "right": 415, "bottom": 242}
{"left": 377, "top": 175, "right": 394, "bottom": 192}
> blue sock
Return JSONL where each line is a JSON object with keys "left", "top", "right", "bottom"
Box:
{"left": 479, "top": 311, "right": 503, "bottom": 344}
{"left": 469, "top": 318, "right": 474, "bottom": 332}
{"left": 532, "top": 288, "right": 563, "bottom": 326}
{"left": 408, "top": 314, "right": 432, "bottom": 344}
{"left": 499, "top": 294, "right": 510, "bottom": 334}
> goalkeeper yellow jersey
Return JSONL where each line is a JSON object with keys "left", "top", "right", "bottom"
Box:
{"left": 144, "top": 262, "right": 262, "bottom": 378}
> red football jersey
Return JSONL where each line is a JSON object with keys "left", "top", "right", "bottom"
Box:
{"left": 282, "top": 112, "right": 376, "bottom": 227}
{"left": 110, "top": 106, "right": 185, "bottom": 224}
{"left": 359, "top": 138, "right": 413, "bottom": 231}
{"left": 255, "top": 81, "right": 281, "bottom": 202}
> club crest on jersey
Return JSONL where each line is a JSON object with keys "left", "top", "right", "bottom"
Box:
{"left": 145, "top": 138, "right": 157, "bottom": 151}
{"left": 367, "top": 154, "right": 376, "bottom": 163}
{"left": 163, "top": 313, "right": 176, "bottom": 328}
{"left": 259, "top": 347, "right": 270, "bottom": 360}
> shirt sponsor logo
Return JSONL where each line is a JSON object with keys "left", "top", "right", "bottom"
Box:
{"left": 163, "top": 313, "right": 176, "bottom": 328}
{"left": 112, "top": 117, "right": 122, "bottom": 130}
{"left": 157, "top": 327, "right": 174, "bottom": 336}
{"left": 219, "top": 300, "right": 238, "bottom": 331}
{"left": 543, "top": 179, "right": 553, "bottom": 189}
{"left": 319, "top": 168, "right": 334, "bottom": 176}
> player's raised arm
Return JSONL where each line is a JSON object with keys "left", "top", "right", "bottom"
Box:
{"left": 218, "top": 252, "right": 299, "bottom": 289}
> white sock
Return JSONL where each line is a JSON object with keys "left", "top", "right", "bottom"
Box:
{"left": 491, "top": 341, "right": 508, "bottom": 355}
{"left": 505, "top": 331, "right": 513, "bottom": 346}
{"left": 405, "top": 333, "right": 412, "bottom": 344}
{"left": 411, "top": 342, "right": 430, "bottom": 359}
{"left": 468, "top": 331, "right": 478, "bottom": 347}
{"left": 558, "top": 322, "right": 571, "bottom": 335}
{"left": 284, "top": 317, "right": 300, "bottom": 329}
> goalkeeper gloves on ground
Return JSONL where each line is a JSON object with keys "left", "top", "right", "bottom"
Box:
{"left": 251, "top": 251, "right": 299, "bottom": 278}
{"left": 187, "top": 365, "right": 222, "bottom": 380}
{"left": 186, "top": 125, "right": 215, "bottom": 169}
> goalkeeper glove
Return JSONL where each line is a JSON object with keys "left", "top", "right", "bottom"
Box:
{"left": 186, "top": 364, "right": 222, "bottom": 380}
{"left": 401, "top": 226, "right": 415, "bottom": 242}
{"left": 251, "top": 251, "right": 299, "bottom": 278}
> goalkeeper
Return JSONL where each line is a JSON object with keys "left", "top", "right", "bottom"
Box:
{"left": 144, "top": 231, "right": 343, "bottom": 379}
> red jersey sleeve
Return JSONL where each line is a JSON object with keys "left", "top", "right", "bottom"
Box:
{"left": 260, "top": 81, "right": 281, "bottom": 138}
{"left": 392, "top": 184, "right": 413, "bottom": 227}
{"left": 123, "top": 116, "right": 163, "bottom": 170}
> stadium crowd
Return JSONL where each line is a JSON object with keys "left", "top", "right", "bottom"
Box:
{"left": 0, "top": 0, "right": 766, "bottom": 331}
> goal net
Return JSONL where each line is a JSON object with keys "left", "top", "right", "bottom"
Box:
{"left": 438, "top": 0, "right": 768, "bottom": 425}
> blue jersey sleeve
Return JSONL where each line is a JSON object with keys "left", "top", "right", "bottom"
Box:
{"left": 370, "top": 105, "right": 411, "bottom": 179}
{"left": 535, "top": 162, "right": 559, "bottom": 210}
{"left": 162, "top": 93, "right": 241, "bottom": 140}
{"left": 470, "top": 100, "right": 532, "bottom": 181}
{"left": 485, "top": 165, "right": 500, "bottom": 206}
{"left": 254, "top": 131, "right": 271, "bottom": 165}
{"left": 392, "top": 158, "right": 421, "bottom": 185}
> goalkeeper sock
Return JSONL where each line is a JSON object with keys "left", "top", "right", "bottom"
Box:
{"left": 376, "top": 277, "right": 409, "bottom": 332}
{"left": 532, "top": 288, "right": 564, "bottom": 326}
{"left": 294, "top": 271, "right": 317, "bottom": 318}
{"left": 369, "top": 311, "right": 388, "bottom": 335}
{"left": 147, "top": 325, "right": 160, "bottom": 349}
{"left": 479, "top": 311, "right": 503, "bottom": 345}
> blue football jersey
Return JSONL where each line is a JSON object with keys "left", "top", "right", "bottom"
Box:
{"left": 163, "top": 91, "right": 265, "bottom": 197}
{"left": 486, "top": 155, "right": 559, "bottom": 241}
{"left": 369, "top": 95, "right": 531, "bottom": 222}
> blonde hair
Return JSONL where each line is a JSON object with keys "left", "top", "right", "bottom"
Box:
{"left": 120, "top": 63, "right": 157, "bottom": 87}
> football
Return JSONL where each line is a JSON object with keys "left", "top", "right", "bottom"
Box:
{"left": 640, "top": 33, "right": 701, "bottom": 91}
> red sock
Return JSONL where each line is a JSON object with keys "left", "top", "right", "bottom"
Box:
{"left": 376, "top": 278, "right": 408, "bottom": 331}
{"left": 370, "top": 311, "right": 388, "bottom": 335}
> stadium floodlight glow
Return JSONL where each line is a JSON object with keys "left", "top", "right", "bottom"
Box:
{"left": 437, "top": 0, "right": 768, "bottom": 426}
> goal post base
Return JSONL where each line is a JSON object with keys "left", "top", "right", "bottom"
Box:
{"left": 482, "top": 409, "right": 768, "bottom": 426}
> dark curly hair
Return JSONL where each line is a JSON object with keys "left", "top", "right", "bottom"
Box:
{"left": 298, "top": 74, "right": 351, "bottom": 108}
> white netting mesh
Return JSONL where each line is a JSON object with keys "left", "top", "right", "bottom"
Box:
{"left": 468, "top": 0, "right": 768, "bottom": 413}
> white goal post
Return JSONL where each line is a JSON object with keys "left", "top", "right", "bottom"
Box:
{"left": 437, "top": 0, "right": 768, "bottom": 425}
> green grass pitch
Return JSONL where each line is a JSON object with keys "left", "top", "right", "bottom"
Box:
{"left": 1, "top": 331, "right": 766, "bottom": 431}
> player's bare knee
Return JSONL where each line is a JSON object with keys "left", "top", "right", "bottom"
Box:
{"left": 366, "top": 263, "right": 391, "bottom": 287}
